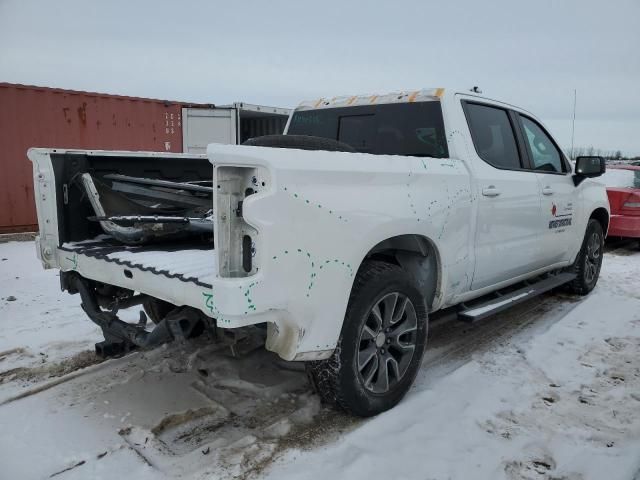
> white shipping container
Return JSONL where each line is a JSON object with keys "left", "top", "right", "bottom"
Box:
{"left": 182, "top": 103, "right": 290, "bottom": 153}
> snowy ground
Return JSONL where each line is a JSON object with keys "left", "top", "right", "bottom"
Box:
{"left": 1, "top": 240, "right": 639, "bottom": 480}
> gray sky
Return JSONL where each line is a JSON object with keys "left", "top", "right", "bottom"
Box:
{"left": 1, "top": 0, "right": 639, "bottom": 156}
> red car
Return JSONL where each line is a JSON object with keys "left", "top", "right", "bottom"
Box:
{"left": 600, "top": 165, "right": 640, "bottom": 243}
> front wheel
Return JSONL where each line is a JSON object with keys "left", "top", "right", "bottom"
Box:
{"left": 306, "top": 261, "right": 428, "bottom": 417}
{"left": 566, "top": 219, "right": 604, "bottom": 295}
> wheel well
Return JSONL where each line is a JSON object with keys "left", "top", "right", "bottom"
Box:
{"left": 590, "top": 207, "right": 609, "bottom": 236}
{"left": 361, "top": 234, "right": 440, "bottom": 310}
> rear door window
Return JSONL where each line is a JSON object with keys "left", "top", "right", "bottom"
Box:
{"left": 463, "top": 103, "right": 522, "bottom": 170}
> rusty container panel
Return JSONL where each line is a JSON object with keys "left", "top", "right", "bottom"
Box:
{"left": 0, "top": 83, "right": 189, "bottom": 233}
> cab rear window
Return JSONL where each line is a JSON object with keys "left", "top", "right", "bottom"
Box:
{"left": 287, "top": 102, "right": 448, "bottom": 158}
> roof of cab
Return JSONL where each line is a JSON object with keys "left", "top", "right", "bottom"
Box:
{"left": 296, "top": 88, "right": 445, "bottom": 111}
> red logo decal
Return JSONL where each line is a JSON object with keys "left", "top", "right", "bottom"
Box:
{"left": 551, "top": 203, "right": 557, "bottom": 217}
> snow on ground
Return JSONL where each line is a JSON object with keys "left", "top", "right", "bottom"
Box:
{"left": 0, "top": 239, "right": 639, "bottom": 480}
{"left": 0, "top": 241, "right": 102, "bottom": 395}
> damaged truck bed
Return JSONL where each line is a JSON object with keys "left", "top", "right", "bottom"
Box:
{"left": 29, "top": 149, "right": 223, "bottom": 357}
{"left": 81, "top": 172, "right": 214, "bottom": 244}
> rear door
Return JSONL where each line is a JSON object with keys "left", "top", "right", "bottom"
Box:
{"left": 515, "top": 113, "right": 577, "bottom": 264}
{"left": 182, "top": 107, "right": 236, "bottom": 153}
{"left": 462, "top": 101, "right": 546, "bottom": 290}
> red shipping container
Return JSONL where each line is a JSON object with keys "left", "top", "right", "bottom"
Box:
{"left": 0, "top": 83, "right": 206, "bottom": 233}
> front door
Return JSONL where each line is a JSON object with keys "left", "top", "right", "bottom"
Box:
{"left": 516, "top": 114, "right": 578, "bottom": 265}
{"left": 462, "top": 101, "right": 545, "bottom": 290}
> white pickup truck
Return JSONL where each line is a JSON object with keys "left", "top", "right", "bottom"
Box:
{"left": 28, "top": 88, "right": 609, "bottom": 416}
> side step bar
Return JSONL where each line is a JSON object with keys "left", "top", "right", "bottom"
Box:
{"left": 458, "top": 272, "right": 576, "bottom": 323}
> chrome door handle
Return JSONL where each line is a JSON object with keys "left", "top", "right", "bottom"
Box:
{"left": 482, "top": 186, "right": 501, "bottom": 197}
{"left": 542, "top": 186, "right": 554, "bottom": 196}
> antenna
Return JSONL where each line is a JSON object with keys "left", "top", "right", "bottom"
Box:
{"left": 570, "top": 89, "right": 577, "bottom": 159}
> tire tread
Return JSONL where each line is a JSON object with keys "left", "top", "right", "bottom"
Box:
{"left": 306, "top": 261, "right": 409, "bottom": 415}
{"left": 566, "top": 219, "right": 604, "bottom": 295}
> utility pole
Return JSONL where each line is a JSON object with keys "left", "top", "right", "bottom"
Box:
{"left": 570, "top": 89, "right": 577, "bottom": 160}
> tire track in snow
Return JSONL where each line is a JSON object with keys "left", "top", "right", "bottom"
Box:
{"left": 417, "top": 293, "right": 581, "bottom": 385}
{"left": 0, "top": 291, "right": 582, "bottom": 479}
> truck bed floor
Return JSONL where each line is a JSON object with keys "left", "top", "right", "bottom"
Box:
{"left": 60, "top": 238, "right": 215, "bottom": 288}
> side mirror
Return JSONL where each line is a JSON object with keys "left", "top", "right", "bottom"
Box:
{"left": 573, "top": 156, "right": 605, "bottom": 186}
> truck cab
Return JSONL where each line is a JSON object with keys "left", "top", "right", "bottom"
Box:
{"left": 282, "top": 89, "right": 608, "bottom": 298}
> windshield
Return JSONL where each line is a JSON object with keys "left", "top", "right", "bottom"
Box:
{"left": 600, "top": 168, "right": 640, "bottom": 188}
{"left": 287, "top": 101, "right": 448, "bottom": 158}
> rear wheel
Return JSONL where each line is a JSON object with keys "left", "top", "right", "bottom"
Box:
{"left": 566, "top": 219, "right": 604, "bottom": 295}
{"left": 306, "top": 261, "right": 428, "bottom": 417}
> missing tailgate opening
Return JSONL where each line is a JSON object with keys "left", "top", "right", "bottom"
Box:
{"left": 50, "top": 152, "right": 215, "bottom": 249}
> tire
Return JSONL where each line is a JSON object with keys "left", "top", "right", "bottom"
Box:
{"left": 243, "top": 134, "right": 357, "bottom": 153}
{"left": 143, "top": 298, "right": 175, "bottom": 324}
{"left": 566, "top": 219, "right": 604, "bottom": 295}
{"left": 306, "top": 261, "right": 428, "bottom": 417}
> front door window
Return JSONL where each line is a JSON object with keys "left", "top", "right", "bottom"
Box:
{"left": 519, "top": 116, "right": 564, "bottom": 173}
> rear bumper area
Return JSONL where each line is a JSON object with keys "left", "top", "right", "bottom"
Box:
{"left": 57, "top": 242, "right": 311, "bottom": 360}
{"left": 58, "top": 241, "right": 216, "bottom": 317}
{"left": 608, "top": 214, "right": 640, "bottom": 238}
{"left": 55, "top": 239, "right": 331, "bottom": 361}
{"left": 56, "top": 238, "right": 276, "bottom": 328}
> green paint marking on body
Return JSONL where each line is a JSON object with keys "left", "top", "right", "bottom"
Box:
{"left": 202, "top": 291, "right": 232, "bottom": 324}
{"left": 242, "top": 281, "right": 260, "bottom": 314}
{"left": 202, "top": 292, "right": 215, "bottom": 315}
{"left": 273, "top": 246, "right": 355, "bottom": 299}
{"left": 65, "top": 254, "right": 78, "bottom": 270}
{"left": 282, "top": 187, "right": 347, "bottom": 223}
